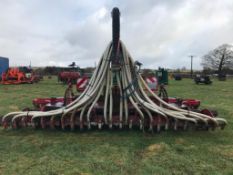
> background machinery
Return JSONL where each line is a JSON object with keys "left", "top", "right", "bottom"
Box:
{"left": 1, "top": 67, "right": 41, "bottom": 85}
{"left": 2, "top": 7, "right": 227, "bottom": 132}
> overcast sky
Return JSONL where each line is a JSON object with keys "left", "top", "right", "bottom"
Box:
{"left": 0, "top": 0, "right": 233, "bottom": 69}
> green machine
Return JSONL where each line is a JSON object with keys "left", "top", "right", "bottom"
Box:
{"left": 155, "top": 68, "right": 168, "bottom": 85}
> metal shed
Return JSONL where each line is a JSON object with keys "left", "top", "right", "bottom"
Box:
{"left": 0, "top": 56, "right": 9, "bottom": 75}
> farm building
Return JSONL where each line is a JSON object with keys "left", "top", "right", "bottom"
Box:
{"left": 0, "top": 56, "right": 9, "bottom": 75}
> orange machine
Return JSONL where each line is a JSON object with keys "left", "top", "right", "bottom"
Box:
{"left": 1, "top": 67, "right": 38, "bottom": 85}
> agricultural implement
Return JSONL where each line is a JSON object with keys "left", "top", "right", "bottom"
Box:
{"left": 58, "top": 71, "right": 81, "bottom": 84}
{"left": 2, "top": 8, "right": 227, "bottom": 132}
{"left": 1, "top": 67, "right": 41, "bottom": 85}
{"left": 194, "top": 74, "right": 212, "bottom": 85}
{"left": 57, "top": 63, "right": 83, "bottom": 84}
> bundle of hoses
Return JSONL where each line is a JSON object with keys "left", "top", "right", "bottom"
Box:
{"left": 1, "top": 40, "right": 227, "bottom": 132}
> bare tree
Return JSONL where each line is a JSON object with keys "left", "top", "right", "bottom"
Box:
{"left": 202, "top": 44, "right": 233, "bottom": 77}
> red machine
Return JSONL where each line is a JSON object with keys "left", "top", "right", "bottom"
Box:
{"left": 2, "top": 7, "right": 226, "bottom": 132}
{"left": 2, "top": 84, "right": 222, "bottom": 131}
{"left": 1, "top": 67, "right": 39, "bottom": 85}
{"left": 58, "top": 71, "right": 81, "bottom": 84}
{"left": 18, "top": 85, "right": 218, "bottom": 132}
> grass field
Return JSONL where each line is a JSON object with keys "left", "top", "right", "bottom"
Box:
{"left": 0, "top": 77, "right": 233, "bottom": 175}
